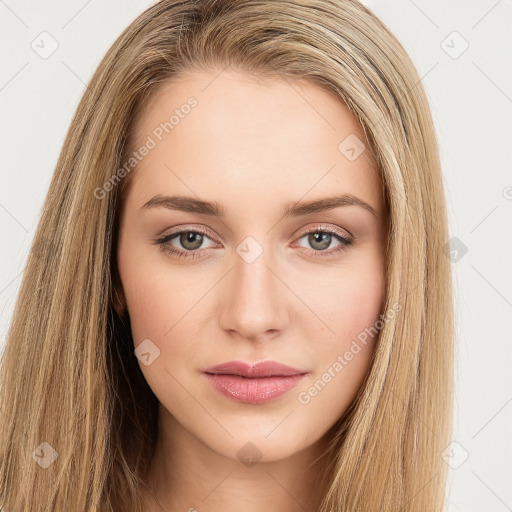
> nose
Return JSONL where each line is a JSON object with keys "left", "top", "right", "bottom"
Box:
{"left": 218, "top": 243, "right": 289, "bottom": 342}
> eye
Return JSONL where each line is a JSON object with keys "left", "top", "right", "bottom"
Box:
{"left": 155, "top": 227, "right": 218, "bottom": 259}
{"left": 292, "top": 225, "right": 353, "bottom": 258}
{"left": 155, "top": 224, "right": 354, "bottom": 260}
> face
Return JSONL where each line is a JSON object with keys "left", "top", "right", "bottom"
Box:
{"left": 115, "top": 68, "right": 387, "bottom": 463}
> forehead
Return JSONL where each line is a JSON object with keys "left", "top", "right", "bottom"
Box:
{"left": 125, "top": 68, "right": 384, "bottom": 215}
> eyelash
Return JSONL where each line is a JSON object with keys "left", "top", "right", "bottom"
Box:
{"left": 155, "top": 225, "right": 354, "bottom": 260}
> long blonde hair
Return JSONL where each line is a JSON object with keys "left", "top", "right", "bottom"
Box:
{"left": 0, "top": 1, "right": 454, "bottom": 510}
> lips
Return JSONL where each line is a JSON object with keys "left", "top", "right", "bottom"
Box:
{"left": 203, "top": 360, "right": 306, "bottom": 378}
{"left": 202, "top": 360, "right": 308, "bottom": 404}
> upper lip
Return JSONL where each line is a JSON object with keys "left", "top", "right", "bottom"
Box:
{"left": 202, "top": 360, "right": 307, "bottom": 378}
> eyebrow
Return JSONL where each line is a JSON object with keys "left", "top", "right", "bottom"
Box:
{"left": 139, "top": 193, "right": 379, "bottom": 218}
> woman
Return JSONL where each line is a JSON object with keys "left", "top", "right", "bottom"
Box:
{"left": 0, "top": 1, "right": 455, "bottom": 511}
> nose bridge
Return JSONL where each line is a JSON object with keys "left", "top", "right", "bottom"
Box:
{"left": 218, "top": 236, "right": 288, "bottom": 339}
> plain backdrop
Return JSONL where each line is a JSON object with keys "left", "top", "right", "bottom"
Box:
{"left": 1, "top": 1, "right": 511, "bottom": 511}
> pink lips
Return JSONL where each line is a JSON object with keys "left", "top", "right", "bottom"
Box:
{"left": 202, "top": 360, "right": 308, "bottom": 404}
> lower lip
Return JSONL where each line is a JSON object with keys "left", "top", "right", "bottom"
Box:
{"left": 203, "top": 373, "right": 307, "bottom": 404}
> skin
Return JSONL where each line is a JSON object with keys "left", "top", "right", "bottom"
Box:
{"left": 115, "top": 67, "right": 388, "bottom": 512}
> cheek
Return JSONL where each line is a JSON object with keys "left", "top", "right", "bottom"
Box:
{"left": 119, "top": 247, "right": 200, "bottom": 342}
{"left": 118, "top": 249, "right": 210, "bottom": 385}
{"left": 308, "top": 254, "right": 386, "bottom": 346}
{"left": 334, "top": 279, "right": 384, "bottom": 346}
{"left": 335, "top": 272, "right": 385, "bottom": 361}
{"left": 297, "top": 259, "right": 385, "bottom": 413}
{"left": 118, "top": 257, "right": 204, "bottom": 407}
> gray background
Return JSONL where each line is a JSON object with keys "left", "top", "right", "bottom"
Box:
{"left": 1, "top": 1, "right": 511, "bottom": 510}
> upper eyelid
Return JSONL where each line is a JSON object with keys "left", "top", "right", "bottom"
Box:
{"left": 157, "top": 224, "right": 217, "bottom": 242}
{"left": 158, "top": 224, "right": 353, "bottom": 247}
{"left": 160, "top": 223, "right": 351, "bottom": 237}
{"left": 299, "top": 224, "right": 352, "bottom": 239}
